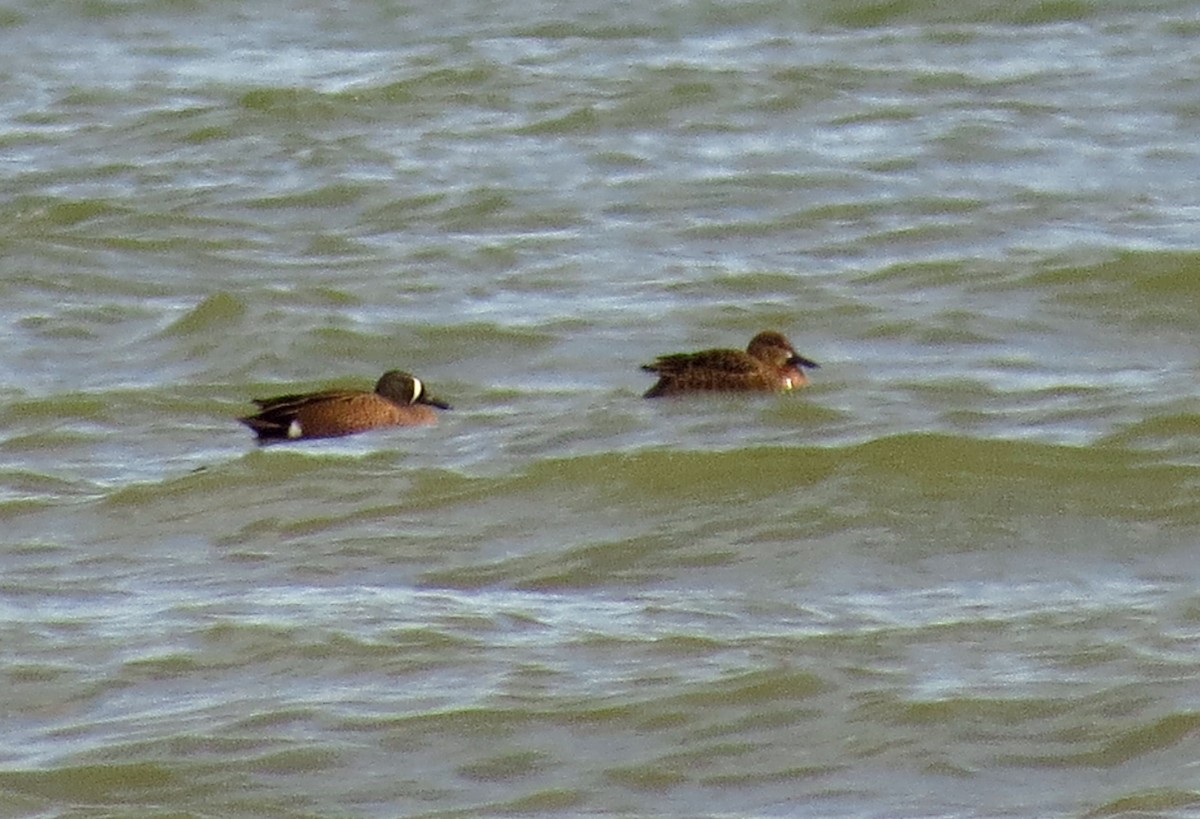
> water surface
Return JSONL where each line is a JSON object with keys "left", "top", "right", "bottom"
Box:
{"left": 2, "top": 0, "right": 1200, "bottom": 816}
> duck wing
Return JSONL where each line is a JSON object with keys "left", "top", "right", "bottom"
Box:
{"left": 641, "top": 348, "right": 757, "bottom": 375}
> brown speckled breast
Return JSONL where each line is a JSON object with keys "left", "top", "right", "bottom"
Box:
{"left": 286, "top": 393, "right": 438, "bottom": 438}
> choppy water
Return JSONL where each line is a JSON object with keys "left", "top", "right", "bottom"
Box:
{"left": 3, "top": 0, "right": 1200, "bottom": 816}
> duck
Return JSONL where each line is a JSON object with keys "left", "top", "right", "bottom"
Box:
{"left": 641, "top": 330, "right": 819, "bottom": 398}
{"left": 240, "top": 370, "right": 451, "bottom": 442}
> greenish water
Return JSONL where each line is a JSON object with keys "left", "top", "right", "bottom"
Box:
{"left": 2, "top": 0, "right": 1200, "bottom": 816}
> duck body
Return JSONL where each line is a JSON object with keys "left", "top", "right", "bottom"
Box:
{"left": 642, "top": 331, "right": 819, "bottom": 398}
{"left": 240, "top": 370, "right": 450, "bottom": 443}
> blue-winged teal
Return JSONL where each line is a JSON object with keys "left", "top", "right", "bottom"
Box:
{"left": 240, "top": 370, "right": 451, "bottom": 442}
{"left": 641, "top": 330, "right": 819, "bottom": 398}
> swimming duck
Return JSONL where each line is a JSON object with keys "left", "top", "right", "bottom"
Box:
{"left": 240, "top": 370, "right": 451, "bottom": 442}
{"left": 641, "top": 331, "right": 819, "bottom": 398}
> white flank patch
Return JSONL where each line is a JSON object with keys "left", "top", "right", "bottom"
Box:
{"left": 287, "top": 419, "right": 303, "bottom": 438}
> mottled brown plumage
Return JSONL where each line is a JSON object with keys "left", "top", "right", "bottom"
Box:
{"left": 641, "top": 331, "right": 819, "bottom": 398}
{"left": 240, "top": 370, "right": 451, "bottom": 443}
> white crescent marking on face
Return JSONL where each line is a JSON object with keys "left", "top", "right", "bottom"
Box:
{"left": 410, "top": 377, "right": 424, "bottom": 403}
